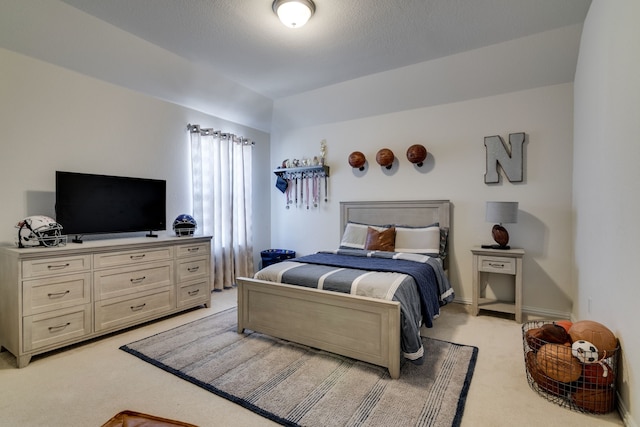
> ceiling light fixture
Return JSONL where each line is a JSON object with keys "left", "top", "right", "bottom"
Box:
{"left": 272, "top": 0, "right": 315, "bottom": 28}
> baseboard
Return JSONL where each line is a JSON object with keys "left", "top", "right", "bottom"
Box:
{"left": 617, "top": 394, "right": 637, "bottom": 427}
{"left": 453, "top": 297, "right": 471, "bottom": 306}
{"left": 522, "top": 305, "right": 571, "bottom": 320}
{"left": 452, "top": 299, "right": 571, "bottom": 321}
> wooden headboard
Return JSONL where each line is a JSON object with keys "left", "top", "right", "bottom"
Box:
{"left": 340, "top": 200, "right": 451, "bottom": 232}
{"left": 340, "top": 200, "right": 451, "bottom": 270}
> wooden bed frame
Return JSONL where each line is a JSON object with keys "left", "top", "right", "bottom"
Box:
{"left": 236, "top": 200, "right": 451, "bottom": 379}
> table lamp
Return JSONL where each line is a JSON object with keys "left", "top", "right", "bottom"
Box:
{"left": 483, "top": 201, "right": 518, "bottom": 249}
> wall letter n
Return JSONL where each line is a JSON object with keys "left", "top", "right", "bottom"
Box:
{"left": 484, "top": 132, "right": 525, "bottom": 184}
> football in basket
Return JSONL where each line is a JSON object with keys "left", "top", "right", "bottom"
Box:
{"left": 540, "top": 323, "right": 569, "bottom": 344}
{"left": 526, "top": 351, "right": 564, "bottom": 396}
{"left": 536, "top": 343, "right": 582, "bottom": 383}
{"left": 582, "top": 362, "right": 615, "bottom": 387}
{"left": 571, "top": 387, "right": 615, "bottom": 414}
{"left": 568, "top": 320, "right": 618, "bottom": 358}
{"left": 553, "top": 320, "right": 573, "bottom": 333}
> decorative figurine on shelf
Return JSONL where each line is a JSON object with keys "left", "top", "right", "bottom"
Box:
{"left": 320, "top": 139, "right": 327, "bottom": 165}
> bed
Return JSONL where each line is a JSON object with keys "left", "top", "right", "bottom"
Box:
{"left": 236, "top": 200, "right": 452, "bottom": 379}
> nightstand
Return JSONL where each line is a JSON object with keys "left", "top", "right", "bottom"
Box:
{"left": 471, "top": 247, "right": 524, "bottom": 323}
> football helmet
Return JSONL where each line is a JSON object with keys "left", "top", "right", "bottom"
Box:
{"left": 15, "top": 216, "right": 64, "bottom": 248}
{"left": 173, "top": 214, "right": 197, "bottom": 237}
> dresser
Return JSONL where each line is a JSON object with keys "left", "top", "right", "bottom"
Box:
{"left": 0, "top": 235, "right": 212, "bottom": 367}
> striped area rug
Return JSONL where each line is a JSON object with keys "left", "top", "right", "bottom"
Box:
{"left": 120, "top": 308, "right": 478, "bottom": 427}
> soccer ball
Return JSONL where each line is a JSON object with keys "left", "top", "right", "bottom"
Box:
{"left": 571, "top": 340, "right": 599, "bottom": 363}
{"left": 568, "top": 320, "right": 617, "bottom": 357}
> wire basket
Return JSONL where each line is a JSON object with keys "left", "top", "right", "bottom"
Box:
{"left": 522, "top": 320, "right": 618, "bottom": 414}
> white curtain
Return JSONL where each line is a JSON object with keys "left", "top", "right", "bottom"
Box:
{"left": 190, "top": 125, "right": 254, "bottom": 291}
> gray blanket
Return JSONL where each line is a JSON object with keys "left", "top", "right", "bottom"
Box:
{"left": 254, "top": 250, "right": 455, "bottom": 364}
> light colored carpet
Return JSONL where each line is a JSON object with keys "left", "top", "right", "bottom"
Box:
{"left": 0, "top": 287, "right": 624, "bottom": 426}
{"left": 121, "top": 307, "right": 478, "bottom": 427}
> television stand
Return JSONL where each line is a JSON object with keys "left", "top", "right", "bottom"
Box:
{"left": 72, "top": 235, "right": 84, "bottom": 244}
{"left": 0, "top": 235, "right": 212, "bottom": 367}
{"left": 146, "top": 231, "right": 159, "bottom": 238}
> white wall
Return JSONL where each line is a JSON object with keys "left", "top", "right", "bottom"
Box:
{"left": 0, "top": 0, "right": 273, "bottom": 133}
{"left": 574, "top": 1, "right": 640, "bottom": 424}
{"left": 269, "top": 83, "right": 575, "bottom": 317}
{"left": 0, "top": 47, "right": 271, "bottom": 270}
{"left": 272, "top": 24, "right": 583, "bottom": 131}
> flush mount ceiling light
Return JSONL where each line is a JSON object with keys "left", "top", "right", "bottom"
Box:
{"left": 272, "top": 0, "right": 316, "bottom": 28}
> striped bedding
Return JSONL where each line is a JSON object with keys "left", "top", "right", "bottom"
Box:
{"left": 253, "top": 249, "right": 454, "bottom": 365}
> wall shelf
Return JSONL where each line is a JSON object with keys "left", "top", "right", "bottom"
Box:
{"left": 273, "top": 165, "right": 330, "bottom": 208}
{"left": 273, "top": 165, "right": 329, "bottom": 180}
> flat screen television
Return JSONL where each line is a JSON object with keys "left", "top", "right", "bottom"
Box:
{"left": 55, "top": 171, "right": 166, "bottom": 243}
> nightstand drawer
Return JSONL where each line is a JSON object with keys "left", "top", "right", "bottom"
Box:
{"left": 478, "top": 256, "right": 516, "bottom": 274}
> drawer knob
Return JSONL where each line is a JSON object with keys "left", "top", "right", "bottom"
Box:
{"left": 47, "top": 290, "right": 70, "bottom": 299}
{"left": 187, "top": 247, "right": 200, "bottom": 252}
{"left": 488, "top": 263, "right": 505, "bottom": 268}
{"left": 47, "top": 263, "right": 70, "bottom": 270}
{"left": 187, "top": 266, "right": 200, "bottom": 272}
{"left": 130, "top": 254, "right": 146, "bottom": 260}
{"left": 48, "top": 322, "right": 71, "bottom": 332}
{"left": 188, "top": 289, "right": 200, "bottom": 296}
{"left": 130, "top": 276, "right": 146, "bottom": 283}
{"left": 130, "top": 303, "right": 146, "bottom": 311}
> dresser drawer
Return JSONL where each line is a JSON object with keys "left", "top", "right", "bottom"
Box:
{"left": 93, "top": 247, "right": 173, "bottom": 269}
{"left": 177, "top": 278, "right": 210, "bottom": 308}
{"left": 176, "top": 256, "right": 209, "bottom": 282}
{"left": 94, "top": 261, "right": 172, "bottom": 300}
{"left": 22, "top": 255, "right": 91, "bottom": 279}
{"left": 23, "top": 273, "right": 91, "bottom": 316}
{"left": 478, "top": 256, "right": 516, "bottom": 275}
{"left": 176, "top": 242, "right": 210, "bottom": 258}
{"left": 94, "top": 287, "right": 175, "bottom": 332}
{"left": 23, "top": 304, "right": 92, "bottom": 352}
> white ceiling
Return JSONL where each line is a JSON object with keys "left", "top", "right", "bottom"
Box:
{"left": 58, "top": 0, "right": 592, "bottom": 100}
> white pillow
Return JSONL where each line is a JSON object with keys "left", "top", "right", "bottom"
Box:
{"left": 340, "top": 222, "right": 389, "bottom": 249}
{"left": 394, "top": 225, "right": 440, "bottom": 255}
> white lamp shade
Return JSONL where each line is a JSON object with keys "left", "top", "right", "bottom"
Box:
{"left": 486, "top": 201, "right": 518, "bottom": 224}
{"left": 273, "top": 0, "right": 315, "bottom": 28}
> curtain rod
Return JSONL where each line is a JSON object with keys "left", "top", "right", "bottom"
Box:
{"left": 187, "top": 123, "right": 254, "bottom": 145}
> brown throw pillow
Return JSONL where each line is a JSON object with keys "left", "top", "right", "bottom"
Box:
{"left": 364, "top": 226, "right": 396, "bottom": 251}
